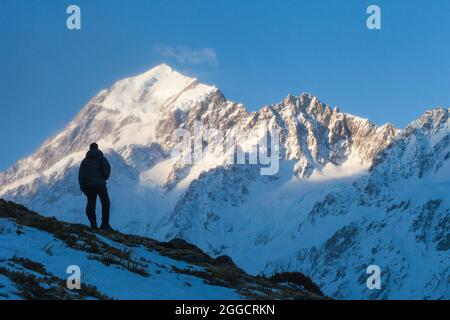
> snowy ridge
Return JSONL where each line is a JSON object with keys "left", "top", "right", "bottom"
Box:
{"left": 0, "top": 199, "right": 324, "bottom": 299}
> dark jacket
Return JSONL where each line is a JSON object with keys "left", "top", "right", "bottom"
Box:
{"left": 78, "top": 149, "right": 111, "bottom": 192}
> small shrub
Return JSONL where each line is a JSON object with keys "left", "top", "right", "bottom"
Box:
{"left": 124, "top": 261, "right": 149, "bottom": 277}
{"left": 11, "top": 256, "right": 50, "bottom": 276}
{"left": 270, "top": 272, "right": 324, "bottom": 296}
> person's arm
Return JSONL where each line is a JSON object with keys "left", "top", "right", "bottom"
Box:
{"left": 101, "top": 156, "right": 111, "bottom": 180}
{"left": 78, "top": 160, "right": 87, "bottom": 192}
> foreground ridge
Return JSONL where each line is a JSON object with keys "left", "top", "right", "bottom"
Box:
{"left": 0, "top": 199, "right": 326, "bottom": 300}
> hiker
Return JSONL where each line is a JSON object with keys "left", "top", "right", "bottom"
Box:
{"left": 78, "top": 143, "right": 113, "bottom": 231}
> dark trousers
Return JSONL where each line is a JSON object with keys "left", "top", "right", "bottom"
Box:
{"left": 85, "top": 186, "right": 110, "bottom": 227}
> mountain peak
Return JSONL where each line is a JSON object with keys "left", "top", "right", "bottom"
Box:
{"left": 97, "top": 63, "right": 215, "bottom": 115}
{"left": 407, "top": 107, "right": 449, "bottom": 134}
{"left": 278, "top": 92, "right": 321, "bottom": 110}
{"left": 138, "top": 63, "right": 175, "bottom": 79}
{"left": 299, "top": 92, "right": 315, "bottom": 99}
{"left": 153, "top": 62, "right": 173, "bottom": 72}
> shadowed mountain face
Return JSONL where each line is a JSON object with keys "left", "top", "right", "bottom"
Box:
{"left": 0, "top": 64, "right": 448, "bottom": 299}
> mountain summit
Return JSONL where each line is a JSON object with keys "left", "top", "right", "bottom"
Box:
{"left": 0, "top": 64, "right": 448, "bottom": 299}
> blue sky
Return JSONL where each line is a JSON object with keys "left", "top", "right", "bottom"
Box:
{"left": 1, "top": 0, "right": 449, "bottom": 171}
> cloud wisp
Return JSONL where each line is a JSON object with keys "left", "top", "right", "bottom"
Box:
{"left": 153, "top": 45, "right": 218, "bottom": 66}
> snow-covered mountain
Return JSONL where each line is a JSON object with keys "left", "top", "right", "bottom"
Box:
{"left": 0, "top": 64, "right": 448, "bottom": 299}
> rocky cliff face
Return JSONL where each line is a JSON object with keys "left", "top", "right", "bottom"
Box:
{"left": 166, "top": 107, "right": 449, "bottom": 299}
{"left": 0, "top": 64, "right": 447, "bottom": 299}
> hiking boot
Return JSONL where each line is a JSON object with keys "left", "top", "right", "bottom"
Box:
{"left": 100, "top": 224, "right": 114, "bottom": 232}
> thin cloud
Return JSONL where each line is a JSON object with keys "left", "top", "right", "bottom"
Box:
{"left": 153, "top": 45, "right": 218, "bottom": 66}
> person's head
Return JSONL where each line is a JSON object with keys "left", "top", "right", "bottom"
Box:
{"left": 89, "top": 143, "right": 99, "bottom": 150}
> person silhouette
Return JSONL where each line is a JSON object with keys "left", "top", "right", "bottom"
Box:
{"left": 78, "top": 143, "right": 113, "bottom": 231}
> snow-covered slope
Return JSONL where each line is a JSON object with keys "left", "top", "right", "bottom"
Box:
{"left": 0, "top": 199, "right": 324, "bottom": 299}
{"left": 0, "top": 64, "right": 448, "bottom": 299}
